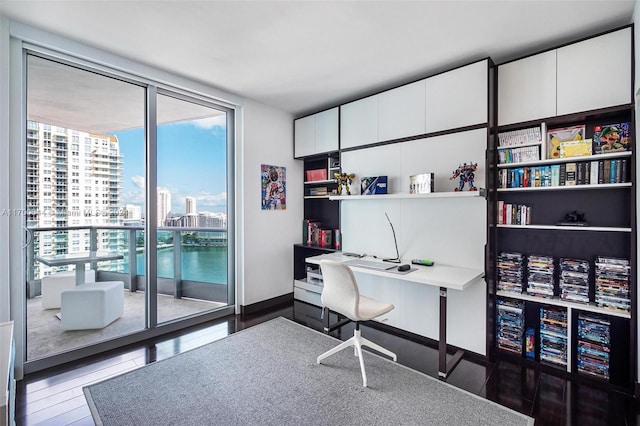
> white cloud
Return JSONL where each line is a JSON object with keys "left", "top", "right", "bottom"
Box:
{"left": 131, "top": 175, "right": 145, "bottom": 190}
{"left": 192, "top": 115, "right": 226, "bottom": 130}
{"left": 197, "top": 192, "right": 227, "bottom": 207}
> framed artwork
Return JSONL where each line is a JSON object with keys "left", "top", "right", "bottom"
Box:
{"left": 261, "top": 164, "right": 286, "bottom": 210}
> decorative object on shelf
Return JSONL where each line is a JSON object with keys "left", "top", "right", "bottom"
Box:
{"left": 305, "top": 168, "right": 327, "bottom": 182}
{"left": 360, "top": 176, "right": 388, "bottom": 195}
{"left": 449, "top": 162, "right": 478, "bottom": 191}
{"left": 546, "top": 125, "right": 585, "bottom": 159}
{"left": 334, "top": 172, "right": 355, "bottom": 195}
{"left": 261, "top": 164, "right": 286, "bottom": 210}
{"left": 409, "top": 173, "right": 434, "bottom": 194}
{"left": 556, "top": 210, "right": 589, "bottom": 226}
{"left": 593, "top": 122, "right": 631, "bottom": 154}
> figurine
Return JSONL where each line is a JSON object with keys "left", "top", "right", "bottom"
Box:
{"left": 449, "top": 162, "right": 478, "bottom": 191}
{"left": 557, "top": 210, "right": 589, "bottom": 226}
{"left": 334, "top": 172, "right": 355, "bottom": 195}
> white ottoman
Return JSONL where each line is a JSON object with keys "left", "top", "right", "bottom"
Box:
{"left": 41, "top": 269, "right": 96, "bottom": 310}
{"left": 60, "top": 281, "right": 124, "bottom": 330}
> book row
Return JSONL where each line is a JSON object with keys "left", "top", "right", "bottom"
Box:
{"left": 498, "top": 126, "right": 542, "bottom": 147}
{"left": 498, "top": 158, "right": 629, "bottom": 189}
{"left": 497, "top": 298, "right": 613, "bottom": 381}
{"left": 497, "top": 253, "right": 631, "bottom": 313}
{"left": 496, "top": 202, "right": 530, "bottom": 225}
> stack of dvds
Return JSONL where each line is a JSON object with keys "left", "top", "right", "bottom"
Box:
{"left": 497, "top": 252, "right": 525, "bottom": 293}
{"left": 539, "top": 306, "right": 568, "bottom": 367}
{"left": 577, "top": 312, "right": 610, "bottom": 380}
{"left": 527, "top": 255, "right": 555, "bottom": 298}
{"left": 559, "top": 258, "right": 590, "bottom": 304}
{"left": 595, "top": 256, "right": 631, "bottom": 313}
{"left": 497, "top": 298, "right": 525, "bottom": 355}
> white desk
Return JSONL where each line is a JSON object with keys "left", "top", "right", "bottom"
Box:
{"left": 36, "top": 251, "right": 123, "bottom": 286}
{"left": 306, "top": 252, "right": 484, "bottom": 378}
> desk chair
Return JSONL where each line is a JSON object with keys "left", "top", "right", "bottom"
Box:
{"left": 317, "top": 259, "right": 397, "bottom": 387}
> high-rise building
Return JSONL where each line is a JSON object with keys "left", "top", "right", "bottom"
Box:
{"left": 157, "top": 189, "right": 171, "bottom": 226}
{"left": 26, "top": 121, "right": 123, "bottom": 275}
{"left": 185, "top": 196, "right": 196, "bottom": 215}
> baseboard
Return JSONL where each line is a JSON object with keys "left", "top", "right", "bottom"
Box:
{"left": 240, "top": 293, "right": 293, "bottom": 317}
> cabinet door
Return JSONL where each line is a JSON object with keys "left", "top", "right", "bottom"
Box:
{"left": 315, "top": 107, "right": 339, "bottom": 154}
{"left": 294, "top": 115, "right": 316, "bottom": 158}
{"left": 378, "top": 80, "right": 426, "bottom": 142}
{"left": 498, "top": 51, "right": 557, "bottom": 126}
{"left": 340, "top": 95, "right": 378, "bottom": 149}
{"left": 557, "top": 27, "right": 632, "bottom": 115}
{"left": 426, "top": 60, "right": 488, "bottom": 132}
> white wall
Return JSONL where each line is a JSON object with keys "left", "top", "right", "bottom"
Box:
{"left": 0, "top": 16, "right": 10, "bottom": 323}
{"left": 240, "top": 99, "right": 301, "bottom": 306}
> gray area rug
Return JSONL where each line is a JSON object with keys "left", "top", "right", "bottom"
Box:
{"left": 84, "top": 317, "right": 534, "bottom": 426}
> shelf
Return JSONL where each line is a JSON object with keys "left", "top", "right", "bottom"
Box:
{"left": 304, "top": 179, "right": 337, "bottom": 185}
{"left": 497, "top": 141, "right": 543, "bottom": 149}
{"left": 497, "top": 182, "right": 631, "bottom": 192}
{"left": 496, "top": 291, "right": 631, "bottom": 319}
{"left": 497, "top": 151, "right": 631, "bottom": 168}
{"left": 496, "top": 224, "right": 632, "bottom": 232}
{"left": 304, "top": 195, "right": 332, "bottom": 199}
{"left": 329, "top": 189, "right": 486, "bottom": 200}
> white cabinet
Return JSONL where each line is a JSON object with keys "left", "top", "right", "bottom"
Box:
{"left": 557, "top": 27, "right": 631, "bottom": 116}
{"left": 340, "top": 95, "right": 378, "bottom": 149}
{"left": 294, "top": 107, "right": 339, "bottom": 158}
{"left": 426, "top": 60, "right": 488, "bottom": 132}
{"left": 498, "top": 28, "right": 632, "bottom": 126}
{"left": 498, "top": 51, "right": 557, "bottom": 126}
{"left": 378, "top": 80, "right": 426, "bottom": 142}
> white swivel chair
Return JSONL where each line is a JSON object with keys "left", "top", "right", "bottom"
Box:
{"left": 316, "top": 259, "right": 397, "bottom": 387}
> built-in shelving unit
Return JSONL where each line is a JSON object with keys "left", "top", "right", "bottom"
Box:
{"left": 491, "top": 26, "right": 635, "bottom": 390}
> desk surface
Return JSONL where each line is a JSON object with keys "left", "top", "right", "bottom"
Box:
{"left": 306, "top": 253, "right": 484, "bottom": 291}
{"left": 36, "top": 251, "right": 123, "bottom": 267}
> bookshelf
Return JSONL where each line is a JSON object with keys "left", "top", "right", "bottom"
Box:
{"left": 491, "top": 27, "right": 634, "bottom": 390}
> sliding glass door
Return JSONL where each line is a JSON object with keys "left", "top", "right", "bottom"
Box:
{"left": 23, "top": 51, "right": 233, "bottom": 366}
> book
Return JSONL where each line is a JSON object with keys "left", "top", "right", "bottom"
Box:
{"left": 603, "top": 160, "right": 611, "bottom": 184}
{"left": 547, "top": 125, "right": 586, "bottom": 159}
{"left": 559, "top": 163, "right": 566, "bottom": 186}
{"left": 565, "top": 163, "right": 577, "bottom": 186}
{"left": 551, "top": 165, "right": 560, "bottom": 186}
{"left": 592, "top": 122, "right": 631, "bottom": 154}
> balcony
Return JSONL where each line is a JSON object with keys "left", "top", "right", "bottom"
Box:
{"left": 25, "top": 224, "right": 230, "bottom": 361}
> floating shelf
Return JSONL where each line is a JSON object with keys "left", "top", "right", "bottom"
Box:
{"left": 329, "top": 189, "right": 486, "bottom": 201}
{"left": 496, "top": 224, "right": 632, "bottom": 232}
{"left": 497, "top": 182, "right": 631, "bottom": 192}
{"left": 496, "top": 291, "right": 631, "bottom": 319}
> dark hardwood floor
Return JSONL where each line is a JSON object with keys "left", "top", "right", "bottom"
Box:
{"left": 15, "top": 300, "right": 640, "bottom": 425}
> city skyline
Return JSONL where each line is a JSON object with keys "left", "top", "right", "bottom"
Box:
{"left": 114, "top": 117, "right": 228, "bottom": 215}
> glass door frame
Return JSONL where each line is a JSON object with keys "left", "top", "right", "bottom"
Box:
{"left": 12, "top": 43, "right": 236, "bottom": 376}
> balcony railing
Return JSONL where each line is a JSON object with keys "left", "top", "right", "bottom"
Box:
{"left": 26, "top": 224, "right": 228, "bottom": 304}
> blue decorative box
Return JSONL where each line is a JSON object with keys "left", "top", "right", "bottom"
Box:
{"left": 361, "top": 176, "right": 388, "bottom": 195}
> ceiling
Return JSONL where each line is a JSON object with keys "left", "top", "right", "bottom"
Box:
{"left": 0, "top": 0, "right": 636, "bottom": 118}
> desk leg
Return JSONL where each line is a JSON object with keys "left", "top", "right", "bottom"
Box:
{"left": 438, "top": 287, "right": 464, "bottom": 379}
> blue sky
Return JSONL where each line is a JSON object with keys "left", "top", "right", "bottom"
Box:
{"left": 113, "top": 116, "right": 227, "bottom": 215}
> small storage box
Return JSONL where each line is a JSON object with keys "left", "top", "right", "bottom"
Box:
{"left": 305, "top": 169, "right": 327, "bottom": 182}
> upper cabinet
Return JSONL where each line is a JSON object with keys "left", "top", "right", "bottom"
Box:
{"left": 378, "top": 80, "right": 426, "bottom": 141}
{"left": 294, "top": 107, "right": 339, "bottom": 158}
{"left": 498, "top": 27, "right": 632, "bottom": 126}
{"left": 498, "top": 51, "right": 557, "bottom": 126}
{"left": 556, "top": 28, "right": 631, "bottom": 116}
{"left": 340, "top": 94, "right": 378, "bottom": 149}
{"left": 425, "top": 60, "right": 488, "bottom": 133}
